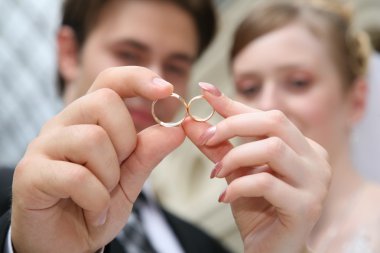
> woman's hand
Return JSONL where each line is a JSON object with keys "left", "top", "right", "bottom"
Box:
{"left": 11, "top": 67, "right": 186, "bottom": 253}
{"left": 183, "top": 83, "right": 331, "bottom": 253}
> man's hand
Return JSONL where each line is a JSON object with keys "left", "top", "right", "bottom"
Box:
{"left": 11, "top": 66, "right": 186, "bottom": 253}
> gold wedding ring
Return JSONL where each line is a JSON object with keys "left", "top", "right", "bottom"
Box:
{"left": 152, "top": 93, "right": 215, "bottom": 127}
{"left": 187, "top": 95, "right": 215, "bottom": 122}
{"left": 151, "top": 93, "right": 187, "bottom": 127}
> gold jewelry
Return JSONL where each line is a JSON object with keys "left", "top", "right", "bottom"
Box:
{"left": 151, "top": 93, "right": 215, "bottom": 127}
{"left": 151, "top": 93, "right": 187, "bottom": 127}
{"left": 187, "top": 95, "right": 215, "bottom": 122}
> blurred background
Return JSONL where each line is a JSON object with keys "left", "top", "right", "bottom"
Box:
{"left": 0, "top": 1, "right": 378, "bottom": 251}
{"left": 0, "top": 0, "right": 379, "bottom": 177}
{"left": 0, "top": 0, "right": 62, "bottom": 167}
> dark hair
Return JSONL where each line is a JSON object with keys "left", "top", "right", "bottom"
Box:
{"left": 230, "top": 0, "right": 371, "bottom": 89}
{"left": 59, "top": 0, "right": 217, "bottom": 93}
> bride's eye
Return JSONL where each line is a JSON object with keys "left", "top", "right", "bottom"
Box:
{"left": 236, "top": 79, "right": 261, "bottom": 98}
{"left": 285, "top": 72, "right": 313, "bottom": 93}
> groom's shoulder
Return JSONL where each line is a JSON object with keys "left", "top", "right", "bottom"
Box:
{"left": 0, "top": 210, "right": 11, "bottom": 253}
{"left": 0, "top": 168, "right": 13, "bottom": 217}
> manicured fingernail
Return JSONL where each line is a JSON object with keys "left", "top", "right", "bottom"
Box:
{"left": 199, "top": 126, "right": 216, "bottom": 145}
{"left": 198, "top": 82, "right": 222, "bottom": 97}
{"left": 210, "top": 162, "right": 223, "bottom": 179}
{"left": 153, "top": 77, "right": 171, "bottom": 87}
{"left": 218, "top": 190, "right": 227, "bottom": 203}
{"left": 97, "top": 209, "right": 108, "bottom": 226}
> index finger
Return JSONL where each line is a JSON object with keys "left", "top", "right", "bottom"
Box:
{"left": 45, "top": 66, "right": 173, "bottom": 130}
{"left": 42, "top": 66, "right": 174, "bottom": 161}
{"left": 198, "top": 82, "right": 257, "bottom": 118}
{"left": 198, "top": 82, "right": 311, "bottom": 155}
{"left": 88, "top": 66, "right": 173, "bottom": 99}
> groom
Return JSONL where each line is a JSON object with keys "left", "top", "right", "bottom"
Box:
{"left": 0, "top": 0, "right": 231, "bottom": 252}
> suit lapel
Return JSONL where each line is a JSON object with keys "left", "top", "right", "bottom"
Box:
{"left": 0, "top": 210, "right": 11, "bottom": 253}
{"left": 105, "top": 238, "right": 126, "bottom": 253}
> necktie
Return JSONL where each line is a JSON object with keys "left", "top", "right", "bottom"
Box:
{"left": 117, "top": 193, "right": 157, "bottom": 253}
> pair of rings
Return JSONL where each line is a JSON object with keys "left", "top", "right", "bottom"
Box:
{"left": 151, "top": 93, "right": 215, "bottom": 127}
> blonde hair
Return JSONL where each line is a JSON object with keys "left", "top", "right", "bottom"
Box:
{"left": 230, "top": 0, "right": 372, "bottom": 88}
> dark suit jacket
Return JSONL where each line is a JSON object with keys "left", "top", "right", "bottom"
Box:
{"left": 0, "top": 168, "right": 230, "bottom": 253}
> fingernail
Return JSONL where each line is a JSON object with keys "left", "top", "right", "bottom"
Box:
{"left": 153, "top": 77, "right": 171, "bottom": 87}
{"left": 218, "top": 190, "right": 227, "bottom": 203}
{"left": 199, "top": 126, "right": 216, "bottom": 145}
{"left": 198, "top": 82, "right": 222, "bottom": 97}
{"left": 97, "top": 209, "right": 108, "bottom": 226}
{"left": 210, "top": 162, "right": 223, "bottom": 179}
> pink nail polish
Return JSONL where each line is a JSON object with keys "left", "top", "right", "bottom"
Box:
{"left": 218, "top": 190, "right": 227, "bottom": 203}
{"left": 210, "top": 162, "right": 223, "bottom": 179}
{"left": 199, "top": 126, "right": 216, "bottom": 145}
{"left": 198, "top": 82, "right": 222, "bottom": 97}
